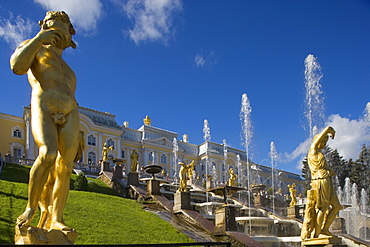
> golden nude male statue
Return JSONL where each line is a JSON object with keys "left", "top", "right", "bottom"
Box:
{"left": 10, "top": 11, "right": 79, "bottom": 233}
{"left": 288, "top": 183, "right": 297, "bottom": 207}
{"left": 102, "top": 142, "right": 113, "bottom": 162}
{"left": 130, "top": 150, "right": 139, "bottom": 172}
{"left": 228, "top": 167, "right": 237, "bottom": 187}
{"left": 177, "top": 161, "right": 195, "bottom": 192}
{"left": 301, "top": 126, "right": 341, "bottom": 240}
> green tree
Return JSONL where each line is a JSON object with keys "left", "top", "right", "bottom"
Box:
{"left": 74, "top": 172, "right": 88, "bottom": 191}
{"left": 326, "top": 147, "right": 349, "bottom": 188}
{"left": 301, "top": 154, "right": 311, "bottom": 196}
{"left": 354, "top": 144, "right": 370, "bottom": 205}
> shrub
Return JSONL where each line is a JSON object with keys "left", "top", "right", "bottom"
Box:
{"left": 74, "top": 172, "right": 88, "bottom": 191}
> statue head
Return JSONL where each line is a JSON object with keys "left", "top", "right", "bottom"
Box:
{"left": 38, "top": 11, "right": 76, "bottom": 49}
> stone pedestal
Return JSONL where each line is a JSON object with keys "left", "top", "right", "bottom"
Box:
{"left": 287, "top": 205, "right": 300, "bottom": 219}
{"left": 206, "top": 180, "right": 212, "bottom": 190}
{"left": 253, "top": 194, "right": 268, "bottom": 208}
{"left": 173, "top": 191, "right": 191, "bottom": 213}
{"left": 147, "top": 179, "right": 160, "bottom": 195}
{"left": 15, "top": 225, "right": 78, "bottom": 245}
{"left": 113, "top": 165, "right": 123, "bottom": 180}
{"left": 100, "top": 161, "right": 110, "bottom": 173}
{"left": 214, "top": 205, "right": 237, "bottom": 233}
{"left": 330, "top": 217, "right": 346, "bottom": 235}
{"left": 302, "top": 236, "right": 342, "bottom": 246}
{"left": 128, "top": 172, "right": 139, "bottom": 186}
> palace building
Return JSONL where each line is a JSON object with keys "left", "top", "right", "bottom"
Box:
{"left": 0, "top": 106, "right": 304, "bottom": 195}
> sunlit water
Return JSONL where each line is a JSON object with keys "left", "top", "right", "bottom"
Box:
{"left": 304, "top": 54, "right": 325, "bottom": 137}
{"left": 240, "top": 93, "right": 253, "bottom": 231}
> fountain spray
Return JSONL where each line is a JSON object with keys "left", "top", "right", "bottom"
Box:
{"left": 304, "top": 54, "right": 325, "bottom": 138}
{"left": 269, "top": 141, "right": 277, "bottom": 214}
{"left": 223, "top": 139, "right": 227, "bottom": 184}
{"left": 237, "top": 154, "right": 241, "bottom": 187}
{"left": 364, "top": 102, "right": 370, "bottom": 129}
{"left": 203, "top": 119, "right": 211, "bottom": 202}
{"left": 240, "top": 93, "right": 253, "bottom": 233}
{"left": 361, "top": 188, "right": 368, "bottom": 240}
{"left": 173, "top": 138, "right": 179, "bottom": 184}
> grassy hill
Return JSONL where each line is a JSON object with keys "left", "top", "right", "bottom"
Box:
{"left": 0, "top": 163, "right": 193, "bottom": 245}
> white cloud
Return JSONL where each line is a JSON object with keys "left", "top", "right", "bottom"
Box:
{"left": 34, "top": 0, "right": 104, "bottom": 34}
{"left": 284, "top": 106, "right": 370, "bottom": 171}
{"left": 282, "top": 138, "right": 311, "bottom": 171}
{"left": 194, "top": 54, "right": 206, "bottom": 67}
{"left": 194, "top": 51, "right": 217, "bottom": 69}
{"left": 0, "top": 14, "right": 35, "bottom": 49}
{"left": 326, "top": 114, "right": 370, "bottom": 161}
{"left": 122, "top": 0, "right": 182, "bottom": 45}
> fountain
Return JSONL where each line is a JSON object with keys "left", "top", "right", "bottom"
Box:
{"left": 304, "top": 54, "right": 325, "bottom": 138}
{"left": 223, "top": 139, "right": 228, "bottom": 184}
{"left": 172, "top": 138, "right": 179, "bottom": 184}
{"left": 236, "top": 154, "right": 241, "bottom": 188}
{"left": 203, "top": 119, "right": 211, "bottom": 198}
{"left": 269, "top": 141, "right": 277, "bottom": 214}
{"left": 360, "top": 189, "right": 369, "bottom": 240}
{"left": 208, "top": 185, "right": 244, "bottom": 233}
{"left": 144, "top": 164, "right": 163, "bottom": 195}
{"left": 337, "top": 177, "right": 370, "bottom": 242}
{"left": 240, "top": 93, "right": 253, "bottom": 232}
{"left": 211, "top": 164, "right": 217, "bottom": 188}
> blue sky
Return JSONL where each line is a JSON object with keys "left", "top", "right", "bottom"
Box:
{"left": 1, "top": 0, "right": 369, "bottom": 175}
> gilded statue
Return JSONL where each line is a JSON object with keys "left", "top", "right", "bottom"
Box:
{"left": 130, "top": 150, "right": 139, "bottom": 172}
{"left": 287, "top": 183, "right": 297, "bottom": 206}
{"left": 102, "top": 142, "right": 113, "bottom": 162}
{"left": 177, "top": 161, "right": 195, "bottom": 192}
{"left": 228, "top": 167, "right": 237, "bottom": 187}
{"left": 143, "top": 115, "right": 151, "bottom": 126}
{"left": 301, "top": 189, "right": 319, "bottom": 239}
{"left": 11, "top": 11, "right": 80, "bottom": 231}
{"left": 301, "top": 126, "right": 341, "bottom": 239}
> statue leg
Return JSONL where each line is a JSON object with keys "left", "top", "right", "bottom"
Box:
{"left": 321, "top": 196, "right": 341, "bottom": 236}
{"left": 37, "top": 168, "right": 55, "bottom": 229}
{"left": 17, "top": 109, "right": 58, "bottom": 227}
{"left": 50, "top": 109, "right": 79, "bottom": 231}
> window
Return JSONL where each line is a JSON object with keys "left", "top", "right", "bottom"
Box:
{"left": 149, "top": 152, "right": 153, "bottom": 161}
{"left": 13, "top": 147, "right": 22, "bottom": 158}
{"left": 106, "top": 138, "right": 114, "bottom": 149}
{"left": 13, "top": 128, "right": 22, "bottom": 138}
{"left": 160, "top": 154, "right": 167, "bottom": 164}
{"left": 121, "top": 149, "right": 125, "bottom": 159}
{"left": 88, "top": 135, "right": 96, "bottom": 146}
{"left": 88, "top": 152, "right": 96, "bottom": 164}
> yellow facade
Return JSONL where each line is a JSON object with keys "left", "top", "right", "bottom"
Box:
{"left": 0, "top": 112, "right": 26, "bottom": 158}
{"left": 0, "top": 106, "right": 304, "bottom": 195}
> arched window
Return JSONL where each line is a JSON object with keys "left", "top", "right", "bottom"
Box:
{"left": 160, "top": 154, "right": 167, "bottom": 164}
{"left": 88, "top": 152, "right": 96, "bottom": 164}
{"left": 13, "top": 147, "right": 22, "bottom": 158}
{"left": 88, "top": 135, "right": 96, "bottom": 146}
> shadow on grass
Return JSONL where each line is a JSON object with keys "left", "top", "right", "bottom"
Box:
{"left": 1, "top": 163, "right": 30, "bottom": 184}
{"left": 0, "top": 191, "right": 27, "bottom": 201}
{"left": 0, "top": 216, "right": 13, "bottom": 225}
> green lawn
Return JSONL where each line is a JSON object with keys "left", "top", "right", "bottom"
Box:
{"left": 0, "top": 163, "right": 193, "bottom": 244}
